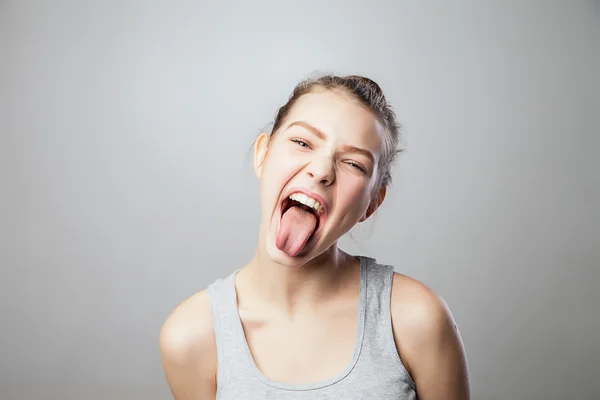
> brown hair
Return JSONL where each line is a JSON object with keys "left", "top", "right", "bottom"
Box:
{"left": 268, "top": 74, "right": 404, "bottom": 200}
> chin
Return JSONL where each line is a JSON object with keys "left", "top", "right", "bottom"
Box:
{"left": 264, "top": 227, "right": 338, "bottom": 268}
{"left": 264, "top": 237, "right": 311, "bottom": 267}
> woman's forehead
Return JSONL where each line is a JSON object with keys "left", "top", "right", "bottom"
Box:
{"left": 283, "top": 91, "right": 384, "bottom": 150}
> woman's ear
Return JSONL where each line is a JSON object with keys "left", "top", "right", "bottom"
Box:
{"left": 359, "top": 186, "right": 386, "bottom": 222}
{"left": 253, "top": 133, "right": 270, "bottom": 178}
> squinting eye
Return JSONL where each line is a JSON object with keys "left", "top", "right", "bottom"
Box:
{"left": 347, "top": 161, "right": 366, "bottom": 173}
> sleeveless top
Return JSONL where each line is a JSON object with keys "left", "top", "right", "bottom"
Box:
{"left": 207, "top": 255, "right": 418, "bottom": 399}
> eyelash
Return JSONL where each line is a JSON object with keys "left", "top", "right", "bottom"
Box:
{"left": 291, "top": 138, "right": 310, "bottom": 148}
{"left": 346, "top": 161, "right": 367, "bottom": 173}
{"left": 290, "top": 137, "right": 367, "bottom": 173}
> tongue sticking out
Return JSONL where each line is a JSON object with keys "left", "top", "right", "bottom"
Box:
{"left": 276, "top": 206, "right": 317, "bottom": 257}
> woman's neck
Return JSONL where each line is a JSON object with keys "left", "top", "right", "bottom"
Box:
{"left": 238, "top": 245, "right": 358, "bottom": 320}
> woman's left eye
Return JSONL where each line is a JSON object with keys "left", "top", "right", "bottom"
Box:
{"left": 347, "top": 161, "right": 366, "bottom": 172}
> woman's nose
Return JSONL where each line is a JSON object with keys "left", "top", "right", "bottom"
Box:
{"left": 306, "top": 157, "right": 335, "bottom": 186}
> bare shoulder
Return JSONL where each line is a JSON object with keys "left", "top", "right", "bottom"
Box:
{"left": 390, "top": 272, "right": 470, "bottom": 400}
{"left": 159, "top": 289, "right": 217, "bottom": 399}
{"left": 390, "top": 272, "right": 456, "bottom": 336}
{"left": 160, "top": 289, "right": 216, "bottom": 362}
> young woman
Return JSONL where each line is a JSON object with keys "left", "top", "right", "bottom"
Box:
{"left": 160, "top": 75, "right": 470, "bottom": 399}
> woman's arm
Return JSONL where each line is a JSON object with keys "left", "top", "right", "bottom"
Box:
{"left": 391, "top": 273, "right": 471, "bottom": 400}
{"left": 160, "top": 290, "right": 218, "bottom": 400}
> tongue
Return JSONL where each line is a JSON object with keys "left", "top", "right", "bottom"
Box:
{"left": 276, "top": 206, "right": 317, "bottom": 257}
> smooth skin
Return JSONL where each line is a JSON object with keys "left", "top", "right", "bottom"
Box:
{"left": 160, "top": 88, "right": 470, "bottom": 399}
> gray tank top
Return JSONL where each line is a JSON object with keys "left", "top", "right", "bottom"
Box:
{"left": 208, "top": 255, "right": 418, "bottom": 399}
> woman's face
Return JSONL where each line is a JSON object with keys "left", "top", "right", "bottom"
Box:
{"left": 254, "top": 88, "right": 385, "bottom": 267}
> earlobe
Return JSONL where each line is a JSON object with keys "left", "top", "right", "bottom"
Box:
{"left": 253, "top": 133, "right": 270, "bottom": 178}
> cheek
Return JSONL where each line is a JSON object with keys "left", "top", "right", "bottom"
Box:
{"left": 336, "top": 179, "right": 372, "bottom": 217}
{"left": 259, "top": 149, "right": 298, "bottom": 200}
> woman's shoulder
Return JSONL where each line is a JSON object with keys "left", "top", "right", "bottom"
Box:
{"left": 159, "top": 270, "right": 235, "bottom": 354}
{"left": 390, "top": 271, "right": 454, "bottom": 330}
{"left": 159, "top": 288, "right": 218, "bottom": 381}
{"left": 159, "top": 288, "right": 219, "bottom": 397}
{"left": 390, "top": 271, "right": 470, "bottom": 397}
{"left": 160, "top": 289, "right": 215, "bottom": 349}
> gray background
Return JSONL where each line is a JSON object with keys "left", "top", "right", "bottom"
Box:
{"left": 1, "top": 1, "right": 598, "bottom": 399}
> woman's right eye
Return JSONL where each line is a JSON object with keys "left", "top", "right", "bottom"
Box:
{"left": 291, "top": 138, "right": 310, "bottom": 148}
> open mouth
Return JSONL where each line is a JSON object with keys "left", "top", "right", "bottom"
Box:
{"left": 281, "top": 197, "right": 321, "bottom": 233}
{"left": 275, "top": 190, "right": 327, "bottom": 257}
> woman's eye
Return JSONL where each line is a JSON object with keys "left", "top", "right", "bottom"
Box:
{"left": 347, "top": 161, "right": 366, "bottom": 172}
{"left": 291, "top": 138, "right": 310, "bottom": 148}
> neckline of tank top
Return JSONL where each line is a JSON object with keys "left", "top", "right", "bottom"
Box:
{"left": 228, "top": 255, "right": 371, "bottom": 391}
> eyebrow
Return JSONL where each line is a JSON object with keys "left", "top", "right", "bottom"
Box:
{"left": 287, "top": 121, "right": 375, "bottom": 163}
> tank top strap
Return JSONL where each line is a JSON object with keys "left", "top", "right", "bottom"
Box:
{"left": 356, "top": 256, "right": 411, "bottom": 377}
{"left": 359, "top": 255, "right": 395, "bottom": 320}
{"left": 207, "top": 270, "right": 249, "bottom": 388}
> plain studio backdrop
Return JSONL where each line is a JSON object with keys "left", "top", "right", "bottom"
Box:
{"left": 1, "top": 1, "right": 598, "bottom": 399}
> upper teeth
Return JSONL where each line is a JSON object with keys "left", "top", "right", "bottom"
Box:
{"left": 289, "top": 193, "right": 324, "bottom": 215}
